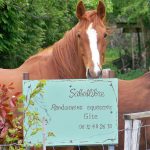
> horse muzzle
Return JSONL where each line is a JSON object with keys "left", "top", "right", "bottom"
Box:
{"left": 86, "top": 67, "right": 102, "bottom": 79}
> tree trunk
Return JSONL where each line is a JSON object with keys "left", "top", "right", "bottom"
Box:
{"left": 140, "top": 21, "right": 147, "bottom": 69}
{"left": 131, "top": 33, "right": 135, "bottom": 69}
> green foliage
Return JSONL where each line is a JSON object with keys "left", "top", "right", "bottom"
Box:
{"left": 84, "top": 0, "right": 113, "bottom": 13}
{"left": 105, "top": 48, "right": 120, "bottom": 64}
{"left": 117, "top": 69, "right": 144, "bottom": 80}
{"left": 108, "top": 0, "right": 150, "bottom": 69}
{"left": 109, "top": 0, "right": 150, "bottom": 30}
{"left": 42, "top": 0, "right": 77, "bottom": 47}
{"left": 103, "top": 48, "right": 145, "bottom": 80}
{"left": 0, "top": 0, "right": 46, "bottom": 68}
{"left": 0, "top": 0, "right": 77, "bottom": 68}
{"left": 121, "top": 0, "right": 150, "bottom": 21}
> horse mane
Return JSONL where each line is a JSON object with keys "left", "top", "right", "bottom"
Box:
{"left": 52, "top": 25, "right": 83, "bottom": 79}
{"left": 21, "top": 26, "right": 82, "bottom": 78}
{"left": 22, "top": 46, "right": 52, "bottom": 66}
{"left": 52, "top": 11, "right": 105, "bottom": 79}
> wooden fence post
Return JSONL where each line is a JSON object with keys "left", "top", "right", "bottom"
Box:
{"left": 102, "top": 69, "right": 115, "bottom": 150}
{"left": 131, "top": 120, "right": 141, "bottom": 150}
{"left": 42, "top": 117, "right": 46, "bottom": 150}
{"left": 102, "top": 69, "right": 115, "bottom": 78}
{"left": 124, "top": 120, "right": 132, "bottom": 150}
{"left": 23, "top": 72, "right": 30, "bottom": 150}
{"left": 124, "top": 119, "right": 141, "bottom": 150}
{"left": 108, "top": 145, "right": 115, "bottom": 150}
{"left": 23, "top": 72, "right": 29, "bottom": 80}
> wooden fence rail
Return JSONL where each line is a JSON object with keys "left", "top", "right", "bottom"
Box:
{"left": 124, "top": 111, "right": 150, "bottom": 150}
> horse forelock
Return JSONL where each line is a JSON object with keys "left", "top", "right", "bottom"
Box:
{"left": 82, "top": 10, "right": 105, "bottom": 27}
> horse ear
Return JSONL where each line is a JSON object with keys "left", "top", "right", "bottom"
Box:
{"left": 97, "top": 1, "right": 106, "bottom": 20}
{"left": 76, "top": 1, "right": 86, "bottom": 19}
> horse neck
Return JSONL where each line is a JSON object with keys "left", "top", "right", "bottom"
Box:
{"left": 52, "top": 25, "right": 86, "bottom": 79}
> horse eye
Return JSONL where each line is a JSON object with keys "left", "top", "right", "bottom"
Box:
{"left": 104, "top": 33, "right": 107, "bottom": 38}
{"left": 77, "top": 32, "right": 80, "bottom": 38}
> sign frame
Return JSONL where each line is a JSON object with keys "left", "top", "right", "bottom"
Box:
{"left": 23, "top": 79, "right": 118, "bottom": 146}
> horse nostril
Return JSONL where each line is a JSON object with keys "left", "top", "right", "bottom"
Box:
{"left": 86, "top": 68, "right": 102, "bottom": 79}
{"left": 97, "top": 69, "right": 102, "bottom": 78}
{"left": 86, "top": 68, "right": 91, "bottom": 79}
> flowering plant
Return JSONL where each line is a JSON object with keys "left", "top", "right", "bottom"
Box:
{"left": 0, "top": 83, "right": 21, "bottom": 143}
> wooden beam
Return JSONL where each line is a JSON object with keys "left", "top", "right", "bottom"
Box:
{"left": 23, "top": 72, "right": 29, "bottom": 80}
{"left": 124, "top": 111, "right": 150, "bottom": 120}
{"left": 123, "top": 27, "right": 142, "bottom": 33}
{"left": 102, "top": 69, "right": 115, "bottom": 78}
{"left": 124, "top": 120, "right": 132, "bottom": 150}
{"left": 131, "top": 120, "right": 141, "bottom": 150}
{"left": 42, "top": 117, "right": 46, "bottom": 150}
{"left": 108, "top": 145, "right": 115, "bottom": 150}
{"left": 137, "top": 28, "right": 141, "bottom": 60}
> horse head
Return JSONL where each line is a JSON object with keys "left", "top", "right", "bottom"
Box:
{"left": 76, "top": 1, "right": 107, "bottom": 78}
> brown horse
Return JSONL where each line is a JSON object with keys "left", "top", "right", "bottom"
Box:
{"left": 118, "top": 72, "right": 150, "bottom": 150}
{"left": 0, "top": 1, "right": 107, "bottom": 150}
{"left": 0, "top": 1, "right": 106, "bottom": 94}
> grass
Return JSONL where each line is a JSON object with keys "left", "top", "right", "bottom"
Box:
{"left": 117, "top": 69, "right": 145, "bottom": 80}
{"left": 105, "top": 48, "right": 120, "bottom": 65}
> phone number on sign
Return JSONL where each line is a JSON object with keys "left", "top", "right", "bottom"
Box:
{"left": 78, "top": 124, "right": 113, "bottom": 130}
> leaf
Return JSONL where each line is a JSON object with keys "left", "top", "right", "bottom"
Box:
{"left": 17, "top": 125, "right": 22, "bottom": 130}
{"left": 18, "top": 139, "right": 23, "bottom": 144}
{"left": 1, "top": 109, "right": 7, "bottom": 118}
{"left": 8, "top": 87, "right": 15, "bottom": 90}
{"left": 31, "top": 128, "right": 42, "bottom": 136}
{"left": 8, "top": 82, "right": 14, "bottom": 86}
{"left": 29, "top": 100, "right": 34, "bottom": 105}
{"left": 48, "top": 131, "right": 55, "bottom": 137}
{"left": 14, "top": 92, "right": 21, "bottom": 97}
{"left": 0, "top": 119, "right": 5, "bottom": 130}
{"left": 2, "top": 96, "right": 9, "bottom": 101}
{"left": 10, "top": 99, "right": 16, "bottom": 107}
{"left": 18, "top": 95, "right": 26, "bottom": 103}
{"left": 8, "top": 129, "right": 16, "bottom": 134}
{"left": 0, "top": 34, "right": 3, "bottom": 39}
{"left": 9, "top": 146, "right": 15, "bottom": 150}
{"left": 2, "top": 17, "right": 7, "bottom": 24}
{"left": 0, "top": 126, "right": 8, "bottom": 138}
{"left": 7, "top": 112, "right": 13, "bottom": 115}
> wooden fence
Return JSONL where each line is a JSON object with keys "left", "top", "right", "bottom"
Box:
{"left": 124, "top": 111, "right": 150, "bottom": 150}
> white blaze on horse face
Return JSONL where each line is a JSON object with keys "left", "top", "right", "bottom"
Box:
{"left": 86, "top": 23, "right": 100, "bottom": 75}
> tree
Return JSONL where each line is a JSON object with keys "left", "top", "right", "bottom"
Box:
{"left": 0, "top": 0, "right": 47, "bottom": 68}
{"left": 110, "top": 0, "right": 150, "bottom": 68}
{"left": 0, "top": 0, "right": 76, "bottom": 68}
